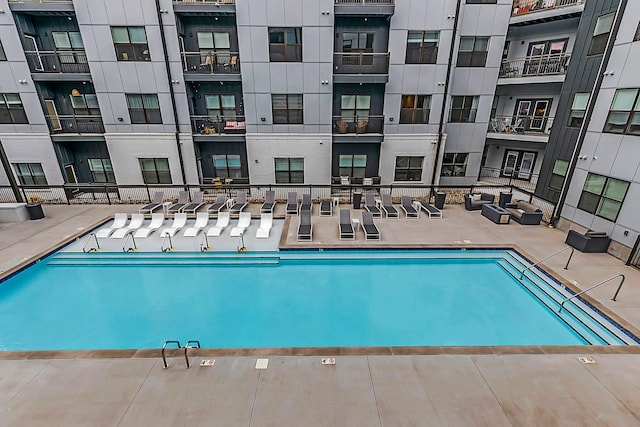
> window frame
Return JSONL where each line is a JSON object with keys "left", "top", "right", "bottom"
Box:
{"left": 449, "top": 96, "right": 479, "bottom": 123}
{"left": 339, "top": 154, "right": 367, "bottom": 179}
{"left": 205, "top": 94, "right": 237, "bottom": 120}
{"left": 400, "top": 95, "right": 431, "bottom": 124}
{"left": 111, "top": 26, "right": 150, "bottom": 62}
{"left": 212, "top": 154, "right": 242, "bottom": 179}
{"left": 603, "top": 88, "right": 640, "bottom": 135}
{"left": 139, "top": 158, "right": 171, "bottom": 184}
{"left": 0, "top": 40, "right": 6, "bottom": 61}
{"left": 394, "top": 156, "right": 424, "bottom": 181}
{"left": 126, "top": 94, "right": 162, "bottom": 124}
{"left": 440, "top": 153, "right": 469, "bottom": 177}
{"left": 457, "top": 36, "right": 490, "bottom": 67}
{"left": 340, "top": 95, "right": 371, "bottom": 122}
{"left": 577, "top": 173, "right": 629, "bottom": 222}
{"left": 274, "top": 157, "right": 304, "bottom": 184}
{"left": 0, "top": 93, "right": 28, "bottom": 124}
{"left": 12, "top": 163, "right": 47, "bottom": 185}
{"left": 268, "top": 27, "right": 302, "bottom": 62}
{"left": 549, "top": 159, "right": 569, "bottom": 191}
{"left": 88, "top": 158, "right": 115, "bottom": 183}
{"left": 568, "top": 93, "right": 589, "bottom": 128}
{"left": 405, "top": 31, "right": 439, "bottom": 64}
{"left": 271, "top": 94, "right": 303, "bottom": 124}
{"left": 587, "top": 13, "right": 615, "bottom": 56}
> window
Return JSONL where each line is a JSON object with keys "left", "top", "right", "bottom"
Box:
{"left": 70, "top": 94, "right": 100, "bottom": 115}
{"left": 449, "top": 96, "right": 479, "bottom": 123}
{"left": 197, "top": 32, "right": 231, "bottom": 65}
{"left": 139, "top": 158, "right": 171, "bottom": 184}
{"left": 268, "top": 27, "right": 302, "bottom": 62}
{"left": 603, "top": 88, "right": 640, "bottom": 135}
{"left": 341, "top": 95, "right": 370, "bottom": 121}
{"left": 272, "top": 94, "right": 303, "bottom": 124}
{"left": 206, "top": 95, "right": 236, "bottom": 120}
{"left": 12, "top": 163, "right": 47, "bottom": 185}
{"left": 0, "top": 94, "right": 28, "bottom": 124}
{"left": 549, "top": 159, "right": 568, "bottom": 191}
{"left": 406, "top": 31, "right": 439, "bottom": 64}
{"left": 457, "top": 36, "right": 489, "bottom": 67}
{"left": 275, "top": 158, "right": 304, "bottom": 184}
{"left": 52, "top": 31, "right": 85, "bottom": 65}
{"left": 588, "top": 13, "right": 615, "bottom": 56}
{"left": 466, "top": 0, "right": 496, "bottom": 3}
{"left": 88, "top": 159, "right": 115, "bottom": 183}
{"left": 213, "top": 154, "right": 242, "bottom": 179}
{"left": 126, "top": 94, "right": 161, "bottom": 124}
{"left": 400, "top": 95, "right": 431, "bottom": 124}
{"left": 635, "top": 22, "right": 640, "bottom": 42}
{"left": 0, "top": 40, "right": 6, "bottom": 61}
{"left": 339, "top": 155, "right": 367, "bottom": 179}
{"left": 577, "top": 174, "right": 629, "bottom": 221}
{"left": 111, "top": 27, "right": 149, "bottom": 61}
{"left": 342, "top": 32, "right": 374, "bottom": 65}
{"left": 394, "top": 156, "right": 423, "bottom": 181}
{"left": 568, "top": 93, "right": 589, "bottom": 128}
{"left": 440, "top": 153, "right": 468, "bottom": 177}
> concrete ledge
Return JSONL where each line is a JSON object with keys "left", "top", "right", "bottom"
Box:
{"left": 0, "top": 203, "right": 28, "bottom": 223}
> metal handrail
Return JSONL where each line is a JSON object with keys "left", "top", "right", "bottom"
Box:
{"left": 162, "top": 340, "right": 182, "bottom": 369}
{"left": 200, "top": 234, "right": 210, "bottom": 252}
{"left": 184, "top": 340, "right": 201, "bottom": 369}
{"left": 519, "top": 246, "right": 574, "bottom": 279}
{"left": 122, "top": 233, "right": 137, "bottom": 252}
{"left": 161, "top": 233, "right": 173, "bottom": 252}
{"left": 559, "top": 274, "right": 626, "bottom": 312}
{"left": 82, "top": 232, "right": 100, "bottom": 253}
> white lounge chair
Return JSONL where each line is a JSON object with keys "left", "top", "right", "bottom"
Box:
{"left": 207, "top": 212, "right": 230, "bottom": 237}
{"left": 160, "top": 213, "right": 188, "bottom": 237}
{"left": 110, "top": 213, "right": 145, "bottom": 239}
{"left": 256, "top": 213, "right": 273, "bottom": 239}
{"left": 134, "top": 213, "right": 165, "bottom": 238}
{"left": 230, "top": 212, "right": 251, "bottom": 237}
{"left": 184, "top": 212, "right": 209, "bottom": 237}
{"left": 95, "top": 213, "right": 128, "bottom": 238}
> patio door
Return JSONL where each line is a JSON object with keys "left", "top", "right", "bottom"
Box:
{"left": 530, "top": 100, "right": 549, "bottom": 130}
{"left": 518, "top": 152, "right": 536, "bottom": 179}
{"left": 45, "top": 100, "right": 62, "bottom": 131}
{"left": 64, "top": 165, "right": 78, "bottom": 184}
{"left": 24, "top": 35, "right": 44, "bottom": 71}
{"left": 503, "top": 151, "right": 518, "bottom": 177}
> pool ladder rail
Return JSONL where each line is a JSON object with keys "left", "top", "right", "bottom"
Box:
{"left": 122, "top": 233, "right": 137, "bottom": 252}
{"left": 200, "top": 234, "right": 210, "bottom": 252}
{"left": 519, "top": 246, "right": 574, "bottom": 279}
{"left": 161, "top": 234, "right": 173, "bottom": 252}
{"left": 162, "top": 340, "right": 201, "bottom": 369}
{"left": 559, "top": 274, "right": 626, "bottom": 312}
{"left": 82, "top": 233, "right": 101, "bottom": 253}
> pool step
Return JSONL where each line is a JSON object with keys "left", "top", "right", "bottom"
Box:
{"left": 48, "top": 252, "right": 280, "bottom": 266}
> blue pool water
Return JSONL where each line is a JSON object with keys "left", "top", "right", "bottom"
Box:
{"left": 0, "top": 250, "right": 632, "bottom": 350}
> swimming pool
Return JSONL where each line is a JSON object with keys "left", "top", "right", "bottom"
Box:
{"left": 0, "top": 249, "right": 635, "bottom": 350}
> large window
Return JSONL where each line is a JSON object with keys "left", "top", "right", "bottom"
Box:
{"left": 139, "top": 158, "right": 171, "bottom": 184}
{"left": 339, "top": 154, "right": 367, "bottom": 179}
{"left": 111, "top": 27, "right": 149, "bottom": 61}
{"left": 52, "top": 31, "right": 85, "bottom": 65}
{"left": 206, "top": 95, "right": 236, "bottom": 120}
{"left": 440, "top": 153, "right": 468, "bottom": 177}
{"left": 275, "top": 158, "right": 304, "bottom": 184}
{"left": 568, "top": 93, "right": 589, "bottom": 128}
{"left": 588, "top": 13, "right": 615, "bottom": 56}
{"left": 341, "top": 95, "right": 370, "bottom": 121}
{"left": 0, "top": 40, "right": 6, "bottom": 61}
{"left": 549, "top": 159, "right": 568, "bottom": 191}
{"left": 272, "top": 94, "right": 303, "bottom": 124}
{"left": 70, "top": 94, "right": 100, "bottom": 115}
{"left": 449, "top": 96, "right": 479, "bottom": 123}
{"left": 0, "top": 94, "right": 28, "bottom": 124}
{"left": 126, "top": 94, "right": 161, "bottom": 124}
{"left": 405, "top": 31, "right": 439, "bottom": 64}
{"left": 197, "top": 32, "right": 231, "bottom": 65}
{"left": 394, "top": 156, "right": 423, "bottom": 181}
{"left": 577, "top": 174, "right": 629, "bottom": 221}
{"left": 400, "top": 95, "right": 431, "bottom": 124}
{"left": 268, "top": 27, "right": 302, "bottom": 62}
{"left": 457, "top": 36, "right": 489, "bottom": 67}
{"left": 88, "top": 159, "right": 115, "bottom": 183}
{"left": 603, "top": 88, "right": 640, "bottom": 135}
{"left": 213, "top": 154, "right": 242, "bottom": 179}
{"left": 12, "top": 163, "right": 47, "bottom": 185}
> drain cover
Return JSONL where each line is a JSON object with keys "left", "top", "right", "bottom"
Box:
{"left": 255, "top": 358, "right": 269, "bottom": 369}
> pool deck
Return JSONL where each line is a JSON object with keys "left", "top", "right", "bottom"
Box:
{"left": 1, "top": 203, "right": 640, "bottom": 426}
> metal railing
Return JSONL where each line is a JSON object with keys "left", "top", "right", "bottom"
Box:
{"left": 122, "top": 233, "right": 137, "bottom": 252}
{"left": 9, "top": 0, "right": 73, "bottom": 3}
{"left": 488, "top": 115, "right": 554, "bottom": 135}
{"left": 173, "top": 0, "right": 236, "bottom": 3}
{"left": 519, "top": 246, "right": 574, "bottom": 279}
{"left": 512, "top": 0, "right": 584, "bottom": 16}
{"left": 191, "top": 115, "right": 246, "bottom": 135}
{"left": 24, "top": 51, "right": 89, "bottom": 74}
{"left": 499, "top": 54, "right": 570, "bottom": 79}
{"left": 333, "top": 115, "right": 384, "bottom": 134}
{"left": 82, "top": 232, "right": 100, "bottom": 253}
{"left": 181, "top": 52, "right": 240, "bottom": 74}
{"left": 46, "top": 115, "right": 105, "bottom": 134}
{"left": 559, "top": 274, "right": 625, "bottom": 312}
{"left": 478, "top": 167, "right": 539, "bottom": 192}
{"left": 333, "top": 52, "right": 390, "bottom": 74}
{"left": 335, "top": 0, "right": 394, "bottom": 4}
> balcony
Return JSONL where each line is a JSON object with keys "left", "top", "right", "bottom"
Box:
{"left": 333, "top": 52, "right": 389, "bottom": 75}
{"left": 172, "top": 0, "right": 236, "bottom": 14}
{"left": 488, "top": 115, "right": 553, "bottom": 143}
{"left": 46, "top": 115, "right": 105, "bottom": 134}
{"left": 510, "top": 0, "right": 584, "bottom": 25}
{"left": 181, "top": 52, "right": 241, "bottom": 82}
{"left": 191, "top": 115, "right": 246, "bottom": 136}
{"left": 333, "top": 116, "right": 384, "bottom": 135}
{"left": 512, "top": 0, "right": 583, "bottom": 16}
{"left": 8, "top": 0, "right": 74, "bottom": 12}
{"left": 25, "top": 51, "right": 90, "bottom": 75}
{"left": 498, "top": 53, "right": 570, "bottom": 83}
{"left": 334, "top": 0, "right": 394, "bottom": 16}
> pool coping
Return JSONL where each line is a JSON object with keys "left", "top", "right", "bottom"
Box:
{"left": 1, "top": 215, "right": 640, "bottom": 359}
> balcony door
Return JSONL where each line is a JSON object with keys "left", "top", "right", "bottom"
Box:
{"left": 45, "top": 100, "right": 61, "bottom": 131}
{"left": 501, "top": 150, "right": 537, "bottom": 181}
{"left": 24, "top": 35, "right": 44, "bottom": 71}
{"left": 514, "top": 99, "right": 551, "bottom": 132}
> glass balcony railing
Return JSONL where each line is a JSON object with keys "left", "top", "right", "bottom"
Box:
{"left": 181, "top": 52, "right": 240, "bottom": 74}
{"left": 191, "top": 115, "right": 246, "bottom": 135}
{"left": 25, "top": 51, "right": 89, "bottom": 74}
{"left": 512, "top": 0, "right": 584, "bottom": 17}
{"left": 333, "top": 115, "right": 384, "bottom": 134}
{"left": 488, "top": 115, "right": 554, "bottom": 135}
{"left": 335, "top": 0, "right": 394, "bottom": 4}
{"left": 499, "top": 53, "right": 570, "bottom": 78}
{"left": 333, "top": 53, "right": 390, "bottom": 75}
{"left": 46, "top": 115, "right": 105, "bottom": 134}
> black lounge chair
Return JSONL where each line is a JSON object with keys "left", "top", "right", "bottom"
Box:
{"left": 420, "top": 200, "right": 442, "bottom": 219}
{"left": 229, "top": 190, "right": 248, "bottom": 217}
{"left": 297, "top": 210, "right": 313, "bottom": 241}
{"left": 286, "top": 192, "right": 298, "bottom": 215}
{"left": 299, "top": 193, "right": 312, "bottom": 214}
{"left": 181, "top": 191, "right": 204, "bottom": 214}
{"left": 381, "top": 194, "right": 398, "bottom": 218}
{"left": 362, "top": 212, "right": 380, "bottom": 240}
{"left": 400, "top": 196, "right": 419, "bottom": 219}
{"left": 364, "top": 192, "right": 382, "bottom": 217}
{"left": 320, "top": 199, "right": 332, "bottom": 216}
{"left": 167, "top": 191, "right": 190, "bottom": 215}
{"left": 207, "top": 194, "right": 228, "bottom": 217}
{"left": 339, "top": 209, "right": 355, "bottom": 240}
{"left": 260, "top": 190, "right": 276, "bottom": 214}
{"left": 140, "top": 192, "right": 164, "bottom": 214}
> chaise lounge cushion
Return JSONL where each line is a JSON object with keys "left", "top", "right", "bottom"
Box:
{"left": 505, "top": 200, "right": 543, "bottom": 225}
{"left": 565, "top": 229, "right": 611, "bottom": 253}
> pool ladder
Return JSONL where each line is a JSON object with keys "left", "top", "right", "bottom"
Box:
{"left": 559, "top": 274, "right": 625, "bottom": 312}
{"left": 161, "top": 234, "right": 173, "bottom": 252}
{"left": 82, "top": 233, "right": 100, "bottom": 253}
{"left": 162, "top": 340, "right": 201, "bottom": 369}
{"left": 122, "top": 233, "right": 137, "bottom": 252}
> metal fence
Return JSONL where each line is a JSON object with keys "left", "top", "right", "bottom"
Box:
{"left": 478, "top": 167, "right": 538, "bottom": 192}
{"left": 499, "top": 54, "right": 570, "bottom": 79}
{"left": 512, "top": 0, "right": 584, "bottom": 16}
